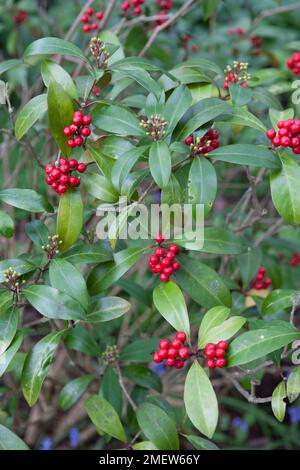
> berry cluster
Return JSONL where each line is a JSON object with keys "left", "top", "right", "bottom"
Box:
{"left": 184, "top": 128, "right": 220, "bottom": 156}
{"left": 63, "top": 111, "right": 92, "bottom": 149}
{"left": 149, "top": 235, "right": 181, "bottom": 282}
{"left": 45, "top": 158, "right": 87, "bottom": 195}
{"left": 204, "top": 341, "right": 228, "bottom": 369}
{"left": 290, "top": 253, "right": 300, "bottom": 267}
{"left": 154, "top": 0, "right": 172, "bottom": 27}
{"left": 287, "top": 52, "right": 300, "bottom": 76}
{"left": 140, "top": 115, "right": 168, "bottom": 141}
{"left": 121, "top": 0, "right": 144, "bottom": 15}
{"left": 251, "top": 266, "right": 272, "bottom": 290}
{"left": 81, "top": 7, "right": 104, "bottom": 33}
{"left": 227, "top": 27, "right": 245, "bottom": 36}
{"left": 153, "top": 331, "right": 189, "bottom": 369}
{"left": 14, "top": 10, "right": 28, "bottom": 24}
{"left": 266, "top": 119, "right": 300, "bottom": 154}
{"left": 223, "top": 61, "right": 250, "bottom": 90}
{"left": 249, "top": 35, "right": 263, "bottom": 56}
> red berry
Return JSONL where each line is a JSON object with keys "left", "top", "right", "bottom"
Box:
{"left": 165, "top": 357, "right": 175, "bottom": 367}
{"left": 217, "top": 340, "right": 228, "bottom": 350}
{"left": 160, "top": 273, "right": 169, "bottom": 282}
{"left": 171, "top": 338, "right": 182, "bottom": 349}
{"left": 255, "top": 282, "right": 264, "bottom": 290}
{"left": 63, "top": 126, "right": 71, "bottom": 136}
{"left": 57, "top": 184, "right": 68, "bottom": 194}
{"left": 74, "top": 111, "right": 83, "bottom": 118}
{"left": 174, "top": 360, "right": 184, "bottom": 369}
{"left": 255, "top": 273, "right": 264, "bottom": 281}
{"left": 69, "top": 124, "right": 78, "bottom": 134}
{"left": 264, "top": 278, "right": 272, "bottom": 286}
{"left": 158, "top": 339, "right": 169, "bottom": 349}
{"left": 155, "top": 247, "right": 165, "bottom": 257}
{"left": 291, "top": 137, "right": 300, "bottom": 147}
{"left": 272, "top": 137, "right": 281, "bottom": 147}
{"left": 91, "top": 22, "right": 99, "bottom": 30}
{"left": 215, "top": 358, "right": 226, "bottom": 368}
{"left": 215, "top": 348, "right": 226, "bottom": 358}
{"left": 153, "top": 352, "right": 162, "bottom": 363}
{"left": 96, "top": 11, "right": 104, "bottom": 20}
{"left": 69, "top": 159, "right": 78, "bottom": 169}
{"left": 205, "top": 348, "right": 216, "bottom": 359}
{"left": 134, "top": 6, "right": 142, "bottom": 14}
{"left": 161, "top": 257, "right": 171, "bottom": 267}
{"left": 83, "top": 24, "right": 91, "bottom": 33}
{"left": 45, "top": 175, "right": 53, "bottom": 185}
{"left": 158, "top": 348, "right": 168, "bottom": 359}
{"left": 258, "top": 266, "right": 266, "bottom": 275}
{"left": 155, "top": 234, "right": 165, "bottom": 244}
{"left": 85, "top": 7, "right": 94, "bottom": 16}
{"left": 72, "top": 115, "right": 82, "bottom": 126}
{"left": 205, "top": 342, "right": 215, "bottom": 350}
{"left": 69, "top": 176, "right": 80, "bottom": 188}
{"left": 277, "top": 121, "right": 284, "bottom": 129}
{"left": 80, "top": 126, "right": 91, "bottom": 137}
{"left": 51, "top": 181, "right": 59, "bottom": 191}
{"left": 60, "top": 174, "right": 69, "bottom": 185}
{"left": 59, "top": 158, "right": 68, "bottom": 166}
{"left": 77, "top": 163, "right": 87, "bottom": 173}
{"left": 81, "top": 15, "right": 89, "bottom": 23}
{"left": 153, "top": 263, "right": 162, "bottom": 273}
{"left": 168, "top": 346, "right": 179, "bottom": 358}
{"left": 185, "top": 136, "right": 193, "bottom": 145}
{"left": 206, "top": 359, "right": 216, "bottom": 369}
{"left": 163, "top": 267, "right": 173, "bottom": 276}
{"left": 74, "top": 136, "right": 84, "bottom": 147}
{"left": 172, "top": 261, "right": 181, "bottom": 271}
{"left": 150, "top": 255, "right": 159, "bottom": 265}
{"left": 45, "top": 164, "right": 55, "bottom": 174}
{"left": 168, "top": 243, "right": 180, "bottom": 253}
{"left": 60, "top": 163, "right": 70, "bottom": 174}
{"left": 278, "top": 128, "right": 288, "bottom": 137}
{"left": 176, "top": 331, "right": 186, "bottom": 342}
{"left": 82, "top": 115, "right": 92, "bottom": 125}
{"left": 166, "top": 251, "right": 175, "bottom": 260}
{"left": 266, "top": 129, "right": 276, "bottom": 139}
{"left": 178, "top": 347, "right": 189, "bottom": 360}
{"left": 51, "top": 168, "right": 61, "bottom": 179}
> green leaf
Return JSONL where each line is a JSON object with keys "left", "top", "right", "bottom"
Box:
{"left": 22, "top": 330, "right": 64, "bottom": 406}
{"left": 58, "top": 375, "right": 95, "bottom": 410}
{"left": 0, "top": 425, "right": 29, "bottom": 450}
{"left": 270, "top": 153, "right": 300, "bottom": 225}
{"left": 238, "top": 247, "right": 262, "bottom": 286}
{"left": 161, "top": 174, "right": 183, "bottom": 204}
{"left": 262, "top": 289, "right": 299, "bottom": 316}
{"left": 175, "top": 227, "right": 247, "bottom": 254}
{"left": 227, "top": 326, "right": 300, "bottom": 367}
{"left": 209, "top": 144, "right": 280, "bottom": 169}
{"left": 47, "top": 81, "right": 74, "bottom": 156}
{"left": 203, "top": 0, "right": 219, "bottom": 20}
{"left": 57, "top": 190, "right": 83, "bottom": 251}
{"left": 25, "top": 220, "right": 49, "bottom": 246}
{"left": 188, "top": 158, "right": 217, "bottom": 216}
{"left": 65, "top": 325, "right": 99, "bottom": 356}
{"left": 0, "top": 306, "right": 19, "bottom": 355}
{"left": 63, "top": 241, "right": 112, "bottom": 265}
{"left": 85, "top": 395, "right": 127, "bottom": 442}
{"left": 87, "top": 296, "right": 131, "bottom": 323}
{"left": 269, "top": 108, "right": 294, "bottom": 130}
{"left": 198, "top": 306, "right": 230, "bottom": 344}
{"left": 133, "top": 441, "right": 158, "bottom": 450}
{"left": 92, "top": 104, "right": 144, "bottom": 137}
{"left": 198, "top": 316, "right": 246, "bottom": 348}
{"left": 164, "top": 85, "right": 192, "bottom": 134}
{"left": 24, "top": 37, "right": 87, "bottom": 62}
{"left": 15, "top": 94, "right": 47, "bottom": 140}
{"left": 0, "top": 210, "right": 14, "bottom": 238}
{"left": 49, "top": 259, "right": 88, "bottom": 310}
{"left": 87, "top": 246, "right": 146, "bottom": 294}
{"left": 120, "top": 339, "right": 159, "bottom": 363}
{"left": 118, "top": 67, "right": 162, "bottom": 99}
{"left": 100, "top": 368, "right": 122, "bottom": 416}
{"left": 83, "top": 173, "right": 119, "bottom": 202}
{"left": 184, "top": 434, "right": 219, "bottom": 450}
{"left": 41, "top": 60, "right": 78, "bottom": 100}
{"left": 271, "top": 381, "right": 286, "bottom": 422}
{"left": 0, "top": 331, "right": 23, "bottom": 376}
{"left": 229, "top": 82, "right": 253, "bottom": 107}
{"left": 149, "top": 141, "right": 171, "bottom": 189}
{"left": 111, "top": 145, "right": 148, "bottom": 192}
{"left": 176, "top": 98, "right": 231, "bottom": 140}
{"left": 184, "top": 361, "right": 218, "bottom": 438}
{"left": 136, "top": 403, "right": 179, "bottom": 450}
{"left": 0, "top": 189, "right": 53, "bottom": 213}
{"left": 123, "top": 365, "right": 162, "bottom": 391}
{"left": 0, "top": 59, "right": 23, "bottom": 76}
{"left": 175, "top": 256, "right": 231, "bottom": 308}
{"left": 0, "top": 259, "right": 35, "bottom": 282}
{"left": 287, "top": 366, "right": 300, "bottom": 403}
{"left": 153, "top": 281, "right": 190, "bottom": 338}
{"left": 222, "top": 106, "right": 266, "bottom": 132}
{"left": 24, "top": 285, "right": 86, "bottom": 321}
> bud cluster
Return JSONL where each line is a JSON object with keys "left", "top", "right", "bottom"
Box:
{"left": 3, "top": 267, "right": 25, "bottom": 292}
{"left": 42, "top": 235, "right": 63, "bottom": 260}
{"left": 102, "top": 345, "right": 119, "bottom": 364}
{"left": 140, "top": 115, "right": 168, "bottom": 141}
{"left": 223, "top": 61, "right": 250, "bottom": 90}
{"left": 90, "top": 37, "right": 110, "bottom": 69}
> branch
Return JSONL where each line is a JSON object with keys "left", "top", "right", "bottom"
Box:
{"left": 115, "top": 363, "right": 137, "bottom": 411}
{"left": 139, "top": 0, "right": 196, "bottom": 57}
{"left": 245, "top": 2, "right": 300, "bottom": 36}
{"left": 64, "top": 0, "right": 96, "bottom": 42}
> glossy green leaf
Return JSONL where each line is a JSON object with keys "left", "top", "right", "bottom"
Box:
{"left": 238, "top": 247, "right": 262, "bottom": 286}
{"left": 175, "top": 227, "right": 247, "bottom": 254}
{"left": 22, "top": 330, "right": 64, "bottom": 406}
{"left": 262, "top": 289, "right": 299, "bottom": 316}
{"left": 63, "top": 241, "right": 112, "bottom": 265}
{"left": 41, "top": 60, "right": 78, "bottom": 100}
{"left": 165, "top": 85, "right": 192, "bottom": 134}
{"left": 0, "top": 189, "right": 53, "bottom": 213}
{"left": 269, "top": 108, "right": 294, "bottom": 130}
{"left": 229, "top": 82, "right": 253, "bottom": 107}
{"left": 184, "top": 434, "right": 219, "bottom": 450}
{"left": 24, "top": 37, "right": 87, "bottom": 61}
{"left": 120, "top": 339, "right": 159, "bottom": 363}
{"left": 0, "top": 259, "right": 35, "bottom": 282}
{"left": 222, "top": 106, "right": 266, "bottom": 132}
{"left": 153, "top": 281, "right": 190, "bottom": 338}
{"left": 270, "top": 153, "right": 300, "bottom": 225}
{"left": 0, "top": 59, "right": 23, "bottom": 76}
{"left": 198, "top": 316, "right": 246, "bottom": 348}
{"left": 271, "top": 381, "right": 286, "bottom": 422}
{"left": 87, "top": 296, "right": 131, "bottom": 323}
{"left": 287, "top": 366, "right": 300, "bottom": 403}
{"left": 15, "top": 94, "right": 47, "bottom": 140}
{"left": 47, "top": 81, "right": 74, "bottom": 156}
{"left": 188, "top": 157, "right": 217, "bottom": 216}
{"left": 149, "top": 141, "right": 171, "bottom": 189}
{"left": 100, "top": 368, "right": 122, "bottom": 416}
{"left": 132, "top": 441, "right": 158, "bottom": 450}
{"left": 175, "top": 256, "right": 231, "bottom": 308}
{"left": 136, "top": 403, "right": 179, "bottom": 450}
{"left": 111, "top": 145, "right": 148, "bottom": 191}
{"left": 198, "top": 306, "right": 230, "bottom": 344}
{"left": 58, "top": 375, "right": 95, "bottom": 410}
{"left": 0, "top": 210, "right": 14, "bottom": 238}
{"left": 184, "top": 361, "right": 218, "bottom": 438}
{"left": 83, "top": 173, "right": 119, "bottom": 202}
{"left": 85, "top": 395, "right": 127, "bottom": 442}
{"left": 0, "top": 331, "right": 23, "bottom": 376}
{"left": 0, "top": 425, "right": 29, "bottom": 450}
{"left": 49, "top": 259, "right": 88, "bottom": 310}
{"left": 25, "top": 220, "right": 49, "bottom": 247}
{"left": 123, "top": 365, "right": 162, "bottom": 391}
{"left": 57, "top": 190, "right": 83, "bottom": 251}
{"left": 92, "top": 104, "right": 144, "bottom": 137}
{"left": 209, "top": 144, "right": 280, "bottom": 169}
{"left": 24, "top": 285, "right": 86, "bottom": 320}
{"left": 0, "top": 306, "right": 19, "bottom": 356}
{"left": 65, "top": 325, "right": 99, "bottom": 356}
{"left": 118, "top": 67, "right": 162, "bottom": 99}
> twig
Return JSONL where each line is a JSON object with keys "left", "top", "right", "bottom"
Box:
{"left": 245, "top": 2, "right": 300, "bottom": 36}
{"left": 253, "top": 218, "right": 283, "bottom": 248}
{"left": 115, "top": 363, "right": 137, "bottom": 411}
{"left": 64, "top": 0, "right": 96, "bottom": 42}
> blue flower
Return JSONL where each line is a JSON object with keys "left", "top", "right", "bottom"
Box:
{"left": 288, "top": 405, "right": 300, "bottom": 424}
{"left": 69, "top": 427, "right": 80, "bottom": 449}
{"left": 39, "top": 437, "right": 52, "bottom": 450}
{"left": 232, "top": 416, "right": 249, "bottom": 433}
{"left": 150, "top": 361, "right": 167, "bottom": 376}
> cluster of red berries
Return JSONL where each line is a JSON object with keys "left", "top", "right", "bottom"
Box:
{"left": 228, "top": 27, "right": 245, "bottom": 36}
{"left": 149, "top": 235, "right": 181, "bottom": 282}
{"left": 249, "top": 35, "right": 263, "bottom": 56}
{"left": 223, "top": 61, "right": 250, "bottom": 90}
{"left": 266, "top": 119, "right": 300, "bottom": 154}
{"left": 14, "top": 10, "right": 28, "bottom": 24}
{"left": 251, "top": 266, "right": 272, "bottom": 290}
{"left": 63, "top": 111, "right": 92, "bottom": 149}
{"left": 290, "top": 253, "right": 300, "bottom": 267}
{"left": 286, "top": 52, "right": 300, "bottom": 76}
{"left": 204, "top": 341, "right": 228, "bottom": 369}
{"left": 45, "top": 158, "right": 87, "bottom": 195}
{"left": 153, "top": 332, "right": 189, "bottom": 369}
{"left": 154, "top": 0, "right": 172, "bottom": 27}
{"left": 81, "top": 7, "right": 103, "bottom": 33}
{"left": 121, "top": 0, "right": 144, "bottom": 15}
{"left": 184, "top": 128, "right": 220, "bottom": 156}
